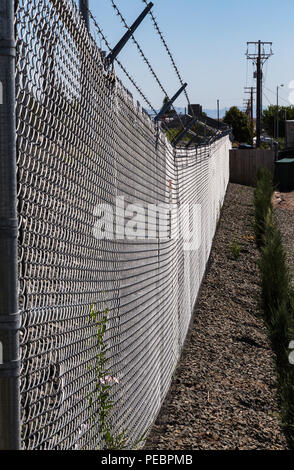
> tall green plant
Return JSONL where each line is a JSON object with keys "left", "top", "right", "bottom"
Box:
{"left": 88, "top": 304, "right": 126, "bottom": 450}
{"left": 259, "top": 227, "right": 292, "bottom": 319}
{"left": 253, "top": 167, "right": 274, "bottom": 248}
{"left": 253, "top": 168, "right": 294, "bottom": 448}
{"left": 87, "top": 304, "right": 148, "bottom": 450}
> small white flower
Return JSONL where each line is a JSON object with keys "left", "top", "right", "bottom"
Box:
{"left": 100, "top": 378, "right": 105, "bottom": 384}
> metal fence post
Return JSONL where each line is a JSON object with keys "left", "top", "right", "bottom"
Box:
{"left": 0, "top": 0, "right": 21, "bottom": 450}
{"left": 79, "top": 0, "right": 90, "bottom": 31}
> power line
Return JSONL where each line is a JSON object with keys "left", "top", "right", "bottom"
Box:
{"left": 264, "top": 86, "right": 290, "bottom": 105}
{"left": 263, "top": 91, "right": 273, "bottom": 106}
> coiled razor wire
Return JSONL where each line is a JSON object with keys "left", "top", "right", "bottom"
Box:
{"left": 14, "top": 0, "right": 230, "bottom": 450}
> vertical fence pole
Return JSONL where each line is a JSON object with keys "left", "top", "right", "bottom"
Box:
{"left": 0, "top": 0, "right": 20, "bottom": 450}
{"left": 79, "top": 0, "right": 90, "bottom": 31}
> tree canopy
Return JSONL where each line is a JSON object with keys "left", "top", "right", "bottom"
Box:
{"left": 162, "top": 96, "right": 176, "bottom": 118}
{"left": 263, "top": 106, "right": 294, "bottom": 138}
{"left": 223, "top": 106, "right": 252, "bottom": 144}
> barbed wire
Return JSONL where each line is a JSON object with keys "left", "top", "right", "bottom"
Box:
{"left": 81, "top": 2, "right": 187, "bottom": 144}
{"left": 141, "top": 0, "right": 194, "bottom": 117}
{"left": 109, "top": 0, "right": 185, "bottom": 130}
{"left": 86, "top": 7, "right": 157, "bottom": 114}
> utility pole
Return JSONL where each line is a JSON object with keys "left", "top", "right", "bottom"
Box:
{"left": 243, "top": 98, "right": 250, "bottom": 115}
{"left": 250, "top": 86, "right": 254, "bottom": 142}
{"left": 285, "top": 108, "right": 288, "bottom": 148}
{"left": 244, "top": 86, "right": 255, "bottom": 142}
{"left": 276, "top": 84, "right": 284, "bottom": 140}
{"left": 246, "top": 41, "right": 273, "bottom": 148}
{"left": 243, "top": 98, "right": 251, "bottom": 139}
{"left": 256, "top": 40, "right": 261, "bottom": 147}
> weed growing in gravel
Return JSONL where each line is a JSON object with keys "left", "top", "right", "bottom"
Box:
{"left": 254, "top": 168, "right": 294, "bottom": 449}
{"left": 88, "top": 303, "right": 127, "bottom": 450}
{"left": 230, "top": 240, "right": 242, "bottom": 260}
{"left": 87, "top": 303, "right": 148, "bottom": 450}
{"left": 253, "top": 167, "right": 274, "bottom": 248}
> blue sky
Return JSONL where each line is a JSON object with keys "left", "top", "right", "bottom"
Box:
{"left": 84, "top": 0, "right": 294, "bottom": 111}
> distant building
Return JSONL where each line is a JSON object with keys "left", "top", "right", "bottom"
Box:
{"left": 188, "top": 104, "right": 202, "bottom": 118}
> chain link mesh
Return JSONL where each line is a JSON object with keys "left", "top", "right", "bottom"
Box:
{"left": 14, "top": 0, "right": 230, "bottom": 450}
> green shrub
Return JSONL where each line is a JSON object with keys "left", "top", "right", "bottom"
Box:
{"left": 268, "top": 300, "right": 294, "bottom": 354}
{"left": 253, "top": 167, "right": 274, "bottom": 248}
{"left": 279, "top": 366, "right": 294, "bottom": 448}
{"left": 254, "top": 167, "right": 294, "bottom": 448}
{"left": 259, "top": 226, "right": 292, "bottom": 320}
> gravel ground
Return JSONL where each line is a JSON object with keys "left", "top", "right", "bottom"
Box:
{"left": 144, "top": 183, "right": 288, "bottom": 450}
{"left": 274, "top": 202, "right": 294, "bottom": 287}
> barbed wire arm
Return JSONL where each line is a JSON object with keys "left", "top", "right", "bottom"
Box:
{"left": 154, "top": 83, "right": 187, "bottom": 122}
{"left": 107, "top": 2, "right": 153, "bottom": 65}
{"left": 85, "top": 6, "right": 157, "bottom": 114}
{"left": 141, "top": 0, "right": 194, "bottom": 116}
{"left": 171, "top": 116, "right": 198, "bottom": 147}
{"left": 109, "top": 0, "right": 185, "bottom": 130}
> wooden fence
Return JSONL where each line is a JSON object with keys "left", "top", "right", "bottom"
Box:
{"left": 229, "top": 149, "right": 275, "bottom": 186}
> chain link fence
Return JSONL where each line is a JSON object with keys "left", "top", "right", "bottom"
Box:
{"left": 2, "top": 0, "right": 230, "bottom": 449}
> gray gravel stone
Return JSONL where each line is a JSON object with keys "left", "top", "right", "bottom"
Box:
{"left": 144, "top": 183, "right": 288, "bottom": 450}
{"left": 274, "top": 206, "right": 294, "bottom": 287}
